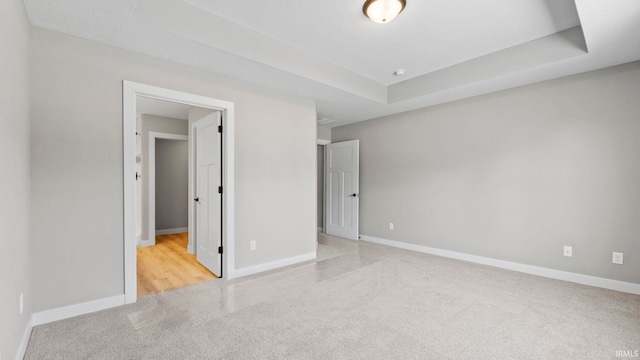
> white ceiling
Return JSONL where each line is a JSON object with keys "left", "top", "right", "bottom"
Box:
{"left": 136, "top": 96, "right": 190, "bottom": 120}
{"left": 23, "top": 0, "right": 640, "bottom": 127}
{"left": 184, "top": 0, "right": 580, "bottom": 85}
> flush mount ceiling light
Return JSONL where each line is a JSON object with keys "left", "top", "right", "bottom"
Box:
{"left": 363, "top": 0, "right": 406, "bottom": 24}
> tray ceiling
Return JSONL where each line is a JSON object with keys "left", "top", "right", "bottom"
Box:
{"left": 23, "top": 0, "right": 640, "bottom": 126}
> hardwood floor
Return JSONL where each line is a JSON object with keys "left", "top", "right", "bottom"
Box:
{"left": 137, "top": 232, "right": 217, "bottom": 298}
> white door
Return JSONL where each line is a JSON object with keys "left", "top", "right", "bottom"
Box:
{"left": 325, "top": 140, "right": 359, "bottom": 240}
{"left": 194, "top": 112, "right": 222, "bottom": 277}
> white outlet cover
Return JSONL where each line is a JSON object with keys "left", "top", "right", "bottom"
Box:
{"left": 612, "top": 252, "right": 623, "bottom": 264}
{"left": 389, "top": 223, "right": 394, "bottom": 230}
{"left": 563, "top": 246, "right": 572, "bottom": 257}
{"left": 250, "top": 240, "right": 256, "bottom": 250}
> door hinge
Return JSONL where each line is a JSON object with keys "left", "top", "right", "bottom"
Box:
{"left": 218, "top": 186, "right": 223, "bottom": 194}
{"left": 218, "top": 246, "right": 223, "bottom": 254}
{"left": 218, "top": 125, "right": 223, "bottom": 133}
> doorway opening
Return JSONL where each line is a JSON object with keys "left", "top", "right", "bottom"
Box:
{"left": 137, "top": 127, "right": 216, "bottom": 297}
{"left": 123, "top": 81, "right": 236, "bottom": 304}
{"left": 317, "top": 139, "right": 330, "bottom": 234}
{"left": 135, "top": 102, "right": 219, "bottom": 297}
{"left": 144, "top": 131, "right": 189, "bottom": 247}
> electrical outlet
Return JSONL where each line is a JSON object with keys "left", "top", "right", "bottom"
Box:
{"left": 389, "top": 222, "right": 394, "bottom": 230}
{"left": 19, "top": 293, "right": 23, "bottom": 315}
{"left": 612, "top": 252, "right": 623, "bottom": 264}
{"left": 250, "top": 240, "right": 256, "bottom": 251}
{"left": 563, "top": 246, "right": 572, "bottom": 257}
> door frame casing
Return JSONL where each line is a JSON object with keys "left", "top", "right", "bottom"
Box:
{"left": 123, "top": 81, "right": 236, "bottom": 304}
{"left": 142, "top": 132, "right": 189, "bottom": 247}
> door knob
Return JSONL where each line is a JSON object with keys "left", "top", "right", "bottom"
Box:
{"left": 194, "top": 197, "right": 200, "bottom": 203}
{"left": 349, "top": 193, "right": 358, "bottom": 197}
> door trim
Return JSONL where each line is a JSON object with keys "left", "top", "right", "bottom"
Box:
{"left": 143, "top": 132, "right": 188, "bottom": 247}
{"left": 123, "top": 81, "right": 236, "bottom": 304}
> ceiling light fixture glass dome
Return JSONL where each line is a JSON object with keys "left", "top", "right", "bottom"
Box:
{"left": 363, "top": 0, "right": 406, "bottom": 24}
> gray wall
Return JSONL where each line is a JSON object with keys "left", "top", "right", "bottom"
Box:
{"left": 317, "top": 126, "right": 331, "bottom": 141}
{"left": 140, "top": 114, "right": 188, "bottom": 240}
{"left": 31, "top": 27, "right": 317, "bottom": 312}
{"left": 333, "top": 61, "right": 640, "bottom": 285}
{"left": 0, "top": 0, "right": 32, "bottom": 358}
{"left": 155, "top": 139, "right": 188, "bottom": 230}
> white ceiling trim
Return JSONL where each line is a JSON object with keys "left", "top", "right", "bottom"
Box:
{"left": 389, "top": 26, "right": 587, "bottom": 103}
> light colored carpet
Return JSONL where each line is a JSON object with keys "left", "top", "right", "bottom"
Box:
{"left": 25, "top": 234, "right": 640, "bottom": 359}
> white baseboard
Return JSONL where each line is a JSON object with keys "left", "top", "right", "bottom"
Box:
{"left": 16, "top": 314, "right": 33, "bottom": 360}
{"left": 360, "top": 235, "right": 640, "bottom": 295}
{"left": 138, "top": 238, "right": 155, "bottom": 247}
{"left": 232, "top": 252, "right": 317, "bottom": 279}
{"left": 32, "top": 295, "right": 125, "bottom": 326}
{"left": 155, "top": 227, "right": 188, "bottom": 235}
{"left": 139, "top": 228, "right": 188, "bottom": 247}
